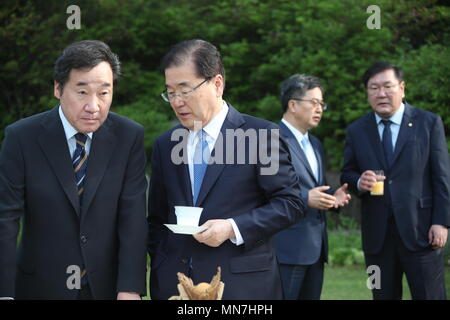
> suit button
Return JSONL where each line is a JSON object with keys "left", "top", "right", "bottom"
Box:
{"left": 181, "top": 258, "right": 189, "bottom": 264}
{"left": 80, "top": 235, "right": 87, "bottom": 244}
{"left": 389, "top": 180, "right": 393, "bottom": 185}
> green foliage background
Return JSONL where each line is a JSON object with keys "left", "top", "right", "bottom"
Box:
{"left": 1, "top": 0, "right": 449, "bottom": 170}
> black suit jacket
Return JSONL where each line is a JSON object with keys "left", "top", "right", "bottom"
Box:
{"left": 148, "top": 103, "right": 304, "bottom": 300}
{"left": 341, "top": 103, "right": 450, "bottom": 254}
{"left": 275, "top": 121, "right": 330, "bottom": 265}
{"left": 0, "top": 106, "right": 148, "bottom": 299}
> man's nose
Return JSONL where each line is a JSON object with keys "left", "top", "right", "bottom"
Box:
{"left": 171, "top": 95, "right": 185, "bottom": 107}
{"left": 376, "top": 87, "right": 388, "bottom": 97}
{"left": 84, "top": 97, "right": 100, "bottom": 113}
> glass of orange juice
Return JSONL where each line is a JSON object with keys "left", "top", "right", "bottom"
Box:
{"left": 370, "top": 170, "right": 385, "bottom": 196}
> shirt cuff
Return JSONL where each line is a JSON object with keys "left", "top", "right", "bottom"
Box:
{"left": 0, "top": 297, "right": 14, "bottom": 300}
{"left": 357, "top": 177, "right": 368, "bottom": 194}
{"left": 227, "top": 218, "right": 244, "bottom": 246}
{"left": 357, "top": 177, "right": 363, "bottom": 191}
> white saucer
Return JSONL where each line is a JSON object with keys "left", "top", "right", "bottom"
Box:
{"left": 164, "top": 224, "right": 208, "bottom": 235}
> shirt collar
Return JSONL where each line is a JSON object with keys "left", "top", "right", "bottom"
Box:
{"left": 281, "top": 118, "right": 309, "bottom": 144}
{"left": 375, "top": 102, "right": 405, "bottom": 126}
{"left": 58, "top": 105, "right": 93, "bottom": 140}
{"left": 190, "top": 100, "right": 229, "bottom": 142}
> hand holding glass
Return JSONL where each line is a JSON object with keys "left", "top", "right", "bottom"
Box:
{"left": 370, "top": 170, "right": 385, "bottom": 196}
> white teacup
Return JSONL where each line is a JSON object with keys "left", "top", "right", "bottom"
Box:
{"left": 174, "top": 206, "right": 203, "bottom": 226}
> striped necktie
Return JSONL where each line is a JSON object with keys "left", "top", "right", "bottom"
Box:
{"left": 73, "top": 133, "right": 88, "bottom": 203}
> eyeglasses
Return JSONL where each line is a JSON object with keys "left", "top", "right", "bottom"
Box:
{"left": 292, "top": 98, "right": 328, "bottom": 111}
{"left": 367, "top": 83, "right": 401, "bottom": 95}
{"left": 161, "top": 78, "right": 210, "bottom": 102}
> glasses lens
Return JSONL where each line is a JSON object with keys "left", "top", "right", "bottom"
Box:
{"left": 312, "top": 99, "right": 326, "bottom": 110}
{"left": 161, "top": 92, "right": 170, "bottom": 102}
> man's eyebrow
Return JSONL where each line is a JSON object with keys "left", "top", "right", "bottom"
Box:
{"left": 75, "top": 82, "right": 111, "bottom": 87}
{"left": 165, "top": 81, "right": 190, "bottom": 88}
{"left": 369, "top": 80, "right": 397, "bottom": 86}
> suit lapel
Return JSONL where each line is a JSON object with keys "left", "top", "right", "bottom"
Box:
{"left": 391, "top": 103, "right": 415, "bottom": 167}
{"left": 38, "top": 107, "right": 80, "bottom": 215}
{"left": 172, "top": 128, "right": 194, "bottom": 205}
{"left": 195, "top": 104, "right": 245, "bottom": 207}
{"left": 279, "top": 121, "right": 317, "bottom": 184}
{"left": 81, "top": 117, "right": 116, "bottom": 217}
{"left": 309, "top": 136, "right": 323, "bottom": 184}
{"left": 365, "top": 113, "right": 388, "bottom": 169}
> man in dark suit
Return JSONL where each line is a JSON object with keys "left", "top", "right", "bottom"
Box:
{"left": 148, "top": 39, "right": 305, "bottom": 300}
{"left": 274, "top": 74, "right": 351, "bottom": 300}
{"left": 341, "top": 62, "right": 450, "bottom": 299}
{"left": 0, "top": 40, "right": 148, "bottom": 300}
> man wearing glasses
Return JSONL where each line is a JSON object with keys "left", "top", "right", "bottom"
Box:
{"left": 274, "top": 74, "right": 351, "bottom": 300}
{"left": 341, "top": 62, "right": 450, "bottom": 299}
{"left": 147, "top": 39, "right": 305, "bottom": 299}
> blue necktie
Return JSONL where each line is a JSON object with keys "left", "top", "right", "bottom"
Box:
{"left": 72, "top": 133, "right": 88, "bottom": 205}
{"left": 193, "top": 130, "right": 210, "bottom": 205}
{"left": 301, "top": 136, "right": 319, "bottom": 181}
{"left": 381, "top": 120, "right": 394, "bottom": 167}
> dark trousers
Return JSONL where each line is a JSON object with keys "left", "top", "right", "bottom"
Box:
{"left": 278, "top": 253, "right": 324, "bottom": 300}
{"left": 77, "top": 284, "right": 93, "bottom": 300}
{"left": 365, "top": 216, "right": 447, "bottom": 300}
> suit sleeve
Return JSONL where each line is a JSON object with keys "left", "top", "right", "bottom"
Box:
{"left": 317, "top": 140, "right": 339, "bottom": 211}
{"left": 0, "top": 126, "right": 25, "bottom": 297}
{"left": 341, "top": 126, "right": 364, "bottom": 195}
{"left": 429, "top": 115, "right": 450, "bottom": 227}
{"left": 147, "top": 138, "right": 169, "bottom": 258}
{"left": 116, "top": 125, "right": 148, "bottom": 295}
{"left": 232, "top": 124, "right": 306, "bottom": 250}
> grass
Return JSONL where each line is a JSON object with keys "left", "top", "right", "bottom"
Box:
{"left": 144, "top": 227, "right": 450, "bottom": 300}
{"left": 321, "top": 264, "right": 450, "bottom": 300}
{"left": 144, "top": 263, "right": 450, "bottom": 300}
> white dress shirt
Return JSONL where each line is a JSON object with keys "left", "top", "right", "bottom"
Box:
{"left": 281, "top": 118, "right": 319, "bottom": 181}
{"left": 58, "top": 105, "right": 93, "bottom": 157}
{"left": 186, "top": 101, "right": 244, "bottom": 246}
{"left": 374, "top": 102, "right": 404, "bottom": 148}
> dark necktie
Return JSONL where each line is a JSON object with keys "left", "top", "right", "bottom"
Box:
{"left": 381, "top": 120, "right": 394, "bottom": 167}
{"left": 73, "top": 133, "right": 89, "bottom": 286}
{"left": 72, "top": 133, "right": 88, "bottom": 204}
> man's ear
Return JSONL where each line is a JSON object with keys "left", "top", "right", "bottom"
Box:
{"left": 288, "top": 100, "right": 297, "bottom": 113}
{"left": 54, "top": 81, "right": 62, "bottom": 99}
{"left": 400, "top": 81, "right": 406, "bottom": 99}
{"left": 214, "top": 74, "right": 224, "bottom": 98}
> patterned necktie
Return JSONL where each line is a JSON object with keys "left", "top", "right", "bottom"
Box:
{"left": 73, "top": 133, "right": 88, "bottom": 204}
{"left": 193, "top": 130, "right": 210, "bottom": 205}
{"left": 381, "top": 119, "right": 394, "bottom": 167}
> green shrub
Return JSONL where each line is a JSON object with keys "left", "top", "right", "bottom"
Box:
{"left": 328, "top": 229, "right": 364, "bottom": 266}
{"left": 1, "top": 0, "right": 449, "bottom": 167}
